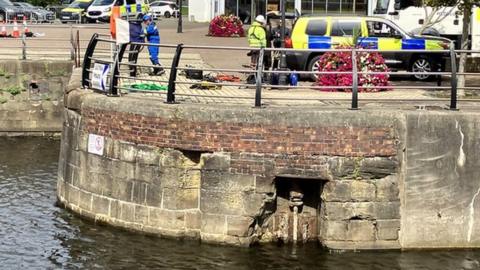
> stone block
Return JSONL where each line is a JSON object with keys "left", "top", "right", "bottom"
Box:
{"left": 200, "top": 189, "right": 248, "bottom": 216}
{"left": 134, "top": 163, "right": 160, "bottom": 184}
{"left": 104, "top": 137, "right": 120, "bottom": 160}
{"left": 255, "top": 176, "right": 275, "bottom": 194}
{"left": 77, "top": 132, "right": 89, "bottom": 152}
{"left": 328, "top": 157, "right": 356, "bottom": 178}
{"left": 162, "top": 188, "right": 199, "bottom": 210}
{"left": 111, "top": 160, "right": 135, "bottom": 181}
{"left": 201, "top": 152, "right": 231, "bottom": 170}
{"left": 136, "top": 144, "right": 159, "bottom": 165}
{"left": 376, "top": 175, "right": 399, "bottom": 202}
{"left": 226, "top": 216, "right": 255, "bottom": 237}
{"left": 132, "top": 181, "right": 148, "bottom": 205}
{"left": 160, "top": 149, "right": 200, "bottom": 169}
{"left": 119, "top": 141, "right": 137, "bottom": 163}
{"left": 322, "top": 181, "right": 350, "bottom": 202}
{"left": 67, "top": 185, "right": 80, "bottom": 206}
{"left": 350, "top": 180, "right": 376, "bottom": 202}
{"left": 360, "top": 157, "right": 397, "bottom": 179}
{"left": 78, "top": 189, "right": 92, "bottom": 211}
{"left": 135, "top": 205, "right": 149, "bottom": 224}
{"left": 201, "top": 213, "right": 226, "bottom": 235}
{"left": 145, "top": 183, "right": 162, "bottom": 207}
{"left": 322, "top": 220, "right": 348, "bottom": 241}
{"left": 149, "top": 208, "right": 185, "bottom": 230}
{"left": 376, "top": 219, "right": 400, "bottom": 240}
{"left": 185, "top": 211, "right": 201, "bottom": 230}
{"left": 110, "top": 200, "right": 121, "bottom": 219}
{"left": 323, "top": 202, "right": 375, "bottom": 220}
{"left": 201, "top": 171, "right": 255, "bottom": 192}
{"left": 92, "top": 195, "right": 110, "bottom": 216}
{"left": 347, "top": 220, "right": 375, "bottom": 241}
{"left": 111, "top": 180, "right": 134, "bottom": 201}
{"left": 120, "top": 202, "right": 135, "bottom": 223}
{"left": 374, "top": 202, "right": 400, "bottom": 220}
{"left": 161, "top": 167, "right": 186, "bottom": 189}
{"left": 87, "top": 154, "right": 110, "bottom": 174}
{"left": 184, "top": 169, "right": 201, "bottom": 189}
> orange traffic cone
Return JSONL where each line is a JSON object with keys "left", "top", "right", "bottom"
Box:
{"left": 22, "top": 17, "right": 31, "bottom": 37}
{"left": 12, "top": 18, "right": 19, "bottom": 38}
{"left": 0, "top": 21, "right": 6, "bottom": 37}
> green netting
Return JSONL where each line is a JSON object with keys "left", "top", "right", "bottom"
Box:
{"left": 128, "top": 84, "right": 168, "bottom": 91}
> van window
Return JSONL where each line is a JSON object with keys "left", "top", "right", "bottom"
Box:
{"left": 114, "top": 0, "right": 124, "bottom": 6}
{"left": 91, "top": 0, "right": 113, "bottom": 6}
{"left": 306, "top": 19, "right": 327, "bottom": 36}
{"left": 126, "top": 0, "right": 135, "bottom": 4}
{"left": 330, "top": 20, "right": 361, "bottom": 36}
{"left": 366, "top": 21, "right": 402, "bottom": 38}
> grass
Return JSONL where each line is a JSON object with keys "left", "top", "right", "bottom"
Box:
{"left": 0, "top": 96, "right": 7, "bottom": 104}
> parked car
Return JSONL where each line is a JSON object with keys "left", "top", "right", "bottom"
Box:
{"left": 86, "top": 0, "right": 148, "bottom": 22}
{"left": 13, "top": 2, "right": 55, "bottom": 22}
{"left": 46, "top": 0, "right": 74, "bottom": 19}
{"left": 286, "top": 16, "right": 451, "bottom": 81}
{"left": 0, "top": 0, "right": 28, "bottom": 21}
{"left": 149, "top": 0, "right": 178, "bottom": 18}
{"left": 59, "top": 0, "right": 92, "bottom": 23}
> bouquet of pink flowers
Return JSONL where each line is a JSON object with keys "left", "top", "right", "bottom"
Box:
{"left": 316, "top": 45, "right": 390, "bottom": 92}
{"left": 208, "top": 15, "right": 245, "bottom": 37}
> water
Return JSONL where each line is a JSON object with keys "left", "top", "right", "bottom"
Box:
{"left": 1, "top": 137, "right": 480, "bottom": 270}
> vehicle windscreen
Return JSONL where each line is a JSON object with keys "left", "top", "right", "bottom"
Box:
{"left": 0, "top": 0, "right": 15, "bottom": 7}
{"left": 91, "top": 0, "right": 114, "bottom": 6}
{"left": 374, "top": 0, "right": 389, "bottom": 14}
{"left": 69, "top": 0, "right": 91, "bottom": 9}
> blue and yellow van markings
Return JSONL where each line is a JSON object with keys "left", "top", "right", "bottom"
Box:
{"left": 292, "top": 17, "right": 445, "bottom": 52}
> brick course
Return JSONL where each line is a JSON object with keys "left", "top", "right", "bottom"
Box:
{"left": 83, "top": 108, "right": 396, "bottom": 162}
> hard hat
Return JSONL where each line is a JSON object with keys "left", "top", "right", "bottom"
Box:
{"left": 142, "top": 14, "right": 152, "bottom": 21}
{"left": 255, "top": 15, "right": 266, "bottom": 24}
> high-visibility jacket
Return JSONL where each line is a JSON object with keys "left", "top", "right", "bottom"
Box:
{"left": 248, "top": 22, "right": 267, "bottom": 48}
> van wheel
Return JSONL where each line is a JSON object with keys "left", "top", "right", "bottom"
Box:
{"left": 410, "top": 55, "right": 434, "bottom": 81}
{"left": 307, "top": 55, "right": 323, "bottom": 81}
{"left": 164, "top": 11, "right": 171, "bottom": 18}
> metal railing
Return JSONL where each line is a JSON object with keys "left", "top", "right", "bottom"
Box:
{"left": 81, "top": 34, "right": 480, "bottom": 110}
{"left": 0, "top": 24, "right": 110, "bottom": 64}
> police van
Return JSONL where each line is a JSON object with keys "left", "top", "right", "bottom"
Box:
{"left": 86, "top": 0, "right": 148, "bottom": 22}
{"left": 371, "top": 0, "right": 480, "bottom": 51}
{"left": 286, "top": 16, "right": 451, "bottom": 81}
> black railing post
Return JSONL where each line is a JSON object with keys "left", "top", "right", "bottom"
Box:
{"left": 109, "top": 43, "right": 127, "bottom": 96}
{"left": 82, "top": 33, "right": 99, "bottom": 88}
{"left": 167, "top": 43, "right": 184, "bottom": 104}
{"left": 350, "top": 48, "right": 359, "bottom": 110}
{"left": 255, "top": 48, "right": 265, "bottom": 108}
{"left": 449, "top": 44, "right": 458, "bottom": 110}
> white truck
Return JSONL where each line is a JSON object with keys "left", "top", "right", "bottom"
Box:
{"left": 369, "top": 0, "right": 480, "bottom": 50}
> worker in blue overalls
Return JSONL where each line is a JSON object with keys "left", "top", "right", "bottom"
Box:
{"left": 142, "top": 14, "right": 165, "bottom": 76}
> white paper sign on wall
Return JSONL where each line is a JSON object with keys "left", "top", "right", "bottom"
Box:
{"left": 87, "top": 134, "right": 105, "bottom": 156}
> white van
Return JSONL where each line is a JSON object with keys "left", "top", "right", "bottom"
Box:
{"left": 86, "top": 0, "right": 148, "bottom": 22}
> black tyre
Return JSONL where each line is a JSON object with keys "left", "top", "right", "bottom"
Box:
{"left": 80, "top": 15, "right": 86, "bottom": 23}
{"left": 410, "top": 55, "right": 435, "bottom": 81}
{"left": 307, "top": 54, "right": 323, "bottom": 81}
{"left": 164, "top": 11, "right": 171, "bottom": 18}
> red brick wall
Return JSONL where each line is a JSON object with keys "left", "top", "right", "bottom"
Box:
{"left": 83, "top": 108, "right": 396, "bottom": 175}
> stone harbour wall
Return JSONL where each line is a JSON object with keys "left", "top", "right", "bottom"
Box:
{"left": 0, "top": 60, "right": 73, "bottom": 135}
{"left": 57, "top": 90, "right": 480, "bottom": 249}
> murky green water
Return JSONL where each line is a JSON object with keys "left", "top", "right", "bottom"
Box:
{"left": 1, "top": 137, "right": 480, "bottom": 270}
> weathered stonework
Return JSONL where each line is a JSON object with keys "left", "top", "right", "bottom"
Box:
{"left": 57, "top": 90, "right": 480, "bottom": 250}
{"left": 0, "top": 60, "right": 73, "bottom": 135}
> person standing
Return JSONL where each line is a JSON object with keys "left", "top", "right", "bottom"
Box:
{"left": 142, "top": 14, "right": 165, "bottom": 75}
{"left": 247, "top": 15, "right": 267, "bottom": 69}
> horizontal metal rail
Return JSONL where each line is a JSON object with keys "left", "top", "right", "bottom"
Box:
{"left": 80, "top": 35, "right": 480, "bottom": 110}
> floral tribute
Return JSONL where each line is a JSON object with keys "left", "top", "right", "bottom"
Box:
{"left": 208, "top": 15, "right": 245, "bottom": 37}
{"left": 316, "top": 45, "right": 390, "bottom": 92}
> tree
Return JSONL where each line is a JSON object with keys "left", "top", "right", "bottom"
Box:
{"left": 427, "top": 0, "right": 479, "bottom": 95}
{"left": 418, "top": 3, "right": 457, "bottom": 35}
